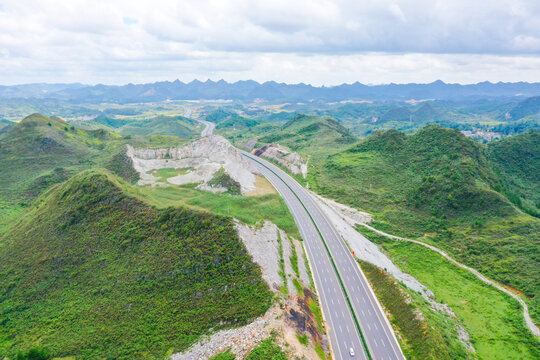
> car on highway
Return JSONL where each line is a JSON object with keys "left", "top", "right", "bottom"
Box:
{"left": 350, "top": 347, "right": 355, "bottom": 357}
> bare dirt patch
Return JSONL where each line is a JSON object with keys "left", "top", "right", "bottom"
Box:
{"left": 245, "top": 175, "right": 276, "bottom": 196}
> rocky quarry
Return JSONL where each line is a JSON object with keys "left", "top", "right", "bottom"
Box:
{"left": 253, "top": 143, "right": 308, "bottom": 178}
{"left": 126, "top": 135, "right": 257, "bottom": 194}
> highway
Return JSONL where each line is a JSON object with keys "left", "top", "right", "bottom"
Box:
{"left": 242, "top": 152, "right": 405, "bottom": 360}
{"left": 199, "top": 120, "right": 215, "bottom": 137}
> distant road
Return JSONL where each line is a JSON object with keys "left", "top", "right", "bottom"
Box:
{"left": 198, "top": 120, "right": 215, "bottom": 137}
{"left": 242, "top": 152, "right": 405, "bottom": 360}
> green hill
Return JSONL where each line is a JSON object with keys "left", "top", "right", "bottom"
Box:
{"left": 0, "top": 114, "right": 184, "bottom": 235}
{"left": 412, "top": 103, "right": 439, "bottom": 122}
{"left": 309, "top": 125, "right": 540, "bottom": 322}
{"left": 0, "top": 169, "right": 271, "bottom": 359}
{"left": 259, "top": 114, "right": 357, "bottom": 152}
{"left": 0, "top": 114, "right": 112, "bottom": 202}
{"left": 71, "top": 115, "right": 197, "bottom": 139}
{"left": 507, "top": 96, "right": 540, "bottom": 121}
{"left": 118, "top": 115, "right": 197, "bottom": 138}
{"left": 215, "top": 115, "right": 263, "bottom": 130}
{"left": 205, "top": 109, "right": 236, "bottom": 123}
{"left": 380, "top": 107, "right": 411, "bottom": 123}
{"left": 489, "top": 131, "right": 540, "bottom": 215}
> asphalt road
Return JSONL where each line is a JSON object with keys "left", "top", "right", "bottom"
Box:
{"left": 199, "top": 120, "right": 215, "bottom": 137}
{"left": 242, "top": 152, "right": 405, "bottom": 360}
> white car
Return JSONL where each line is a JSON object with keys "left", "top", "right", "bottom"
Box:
{"left": 349, "top": 347, "right": 355, "bottom": 357}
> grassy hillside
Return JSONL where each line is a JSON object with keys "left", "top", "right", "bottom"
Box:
{"left": 0, "top": 169, "right": 272, "bottom": 359}
{"left": 215, "top": 116, "right": 263, "bottom": 130}
{"left": 380, "top": 107, "right": 411, "bottom": 123}
{"left": 0, "top": 114, "right": 187, "bottom": 235}
{"left": 507, "top": 96, "right": 540, "bottom": 121}
{"left": 72, "top": 115, "right": 198, "bottom": 139}
{"left": 489, "top": 131, "right": 540, "bottom": 216}
{"left": 219, "top": 114, "right": 357, "bottom": 160}
{"left": 308, "top": 125, "right": 540, "bottom": 324}
{"left": 272, "top": 114, "right": 357, "bottom": 150}
{"left": 0, "top": 114, "right": 115, "bottom": 203}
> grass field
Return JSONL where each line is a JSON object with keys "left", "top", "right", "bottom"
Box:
{"left": 132, "top": 183, "right": 300, "bottom": 239}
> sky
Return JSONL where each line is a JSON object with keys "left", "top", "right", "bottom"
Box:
{"left": 0, "top": 0, "right": 539, "bottom": 86}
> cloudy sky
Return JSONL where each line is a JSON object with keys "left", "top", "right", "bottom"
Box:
{"left": 0, "top": 0, "right": 539, "bottom": 85}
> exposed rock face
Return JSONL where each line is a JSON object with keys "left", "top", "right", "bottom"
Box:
{"left": 254, "top": 143, "right": 308, "bottom": 178}
{"left": 126, "top": 135, "right": 257, "bottom": 194}
{"left": 235, "top": 221, "right": 310, "bottom": 295}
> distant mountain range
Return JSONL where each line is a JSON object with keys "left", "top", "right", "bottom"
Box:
{"left": 1, "top": 80, "right": 540, "bottom": 103}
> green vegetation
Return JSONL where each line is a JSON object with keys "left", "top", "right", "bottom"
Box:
{"left": 260, "top": 114, "right": 356, "bottom": 151}
{"left": 105, "top": 147, "right": 140, "bottom": 183}
{"left": 207, "top": 168, "right": 242, "bottom": 195}
{"left": 488, "top": 131, "right": 540, "bottom": 216}
{"left": 315, "top": 342, "right": 326, "bottom": 359}
{"left": 308, "top": 297, "right": 324, "bottom": 332}
{"left": 218, "top": 114, "right": 356, "bottom": 160}
{"left": 245, "top": 338, "right": 287, "bottom": 360}
{"left": 147, "top": 167, "right": 192, "bottom": 182}
{"left": 0, "top": 170, "right": 272, "bottom": 359}
{"left": 358, "top": 259, "right": 471, "bottom": 359}
{"left": 15, "top": 347, "right": 51, "bottom": 360}
{"left": 357, "top": 226, "right": 540, "bottom": 359}
{"left": 506, "top": 96, "right": 540, "bottom": 121}
{"left": 73, "top": 115, "right": 198, "bottom": 139}
{"left": 215, "top": 116, "right": 263, "bottom": 130}
{"left": 309, "top": 125, "right": 540, "bottom": 324}
{"left": 296, "top": 333, "right": 308, "bottom": 346}
{"left": 0, "top": 114, "right": 186, "bottom": 235}
{"left": 209, "top": 349, "right": 236, "bottom": 360}
{"left": 133, "top": 183, "right": 299, "bottom": 238}
{"left": 292, "top": 278, "right": 303, "bottom": 294}
{"left": 289, "top": 238, "right": 300, "bottom": 277}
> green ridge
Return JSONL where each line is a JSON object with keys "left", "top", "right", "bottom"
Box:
{"left": 0, "top": 169, "right": 272, "bottom": 359}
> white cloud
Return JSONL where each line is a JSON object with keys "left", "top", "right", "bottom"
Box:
{"left": 0, "top": 0, "right": 538, "bottom": 85}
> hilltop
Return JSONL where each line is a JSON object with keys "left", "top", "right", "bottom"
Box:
{"left": 0, "top": 169, "right": 271, "bottom": 359}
